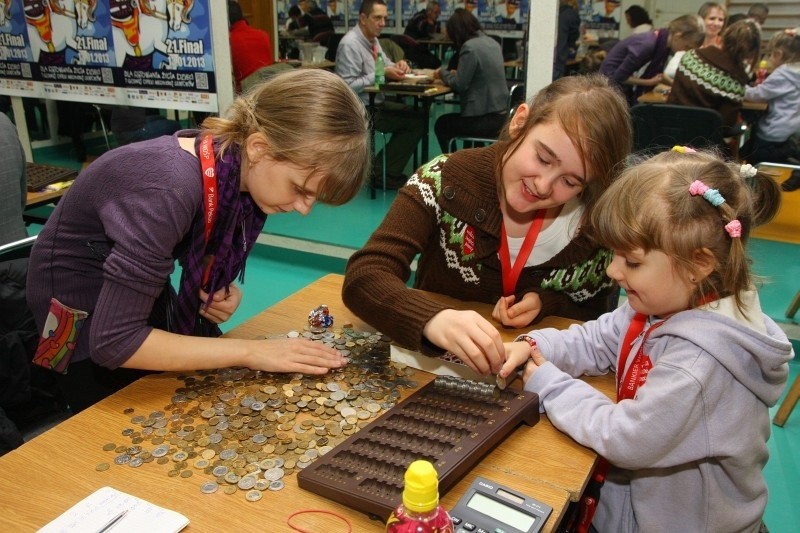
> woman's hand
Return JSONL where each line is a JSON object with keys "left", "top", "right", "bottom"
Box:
{"left": 247, "top": 338, "right": 347, "bottom": 375}
{"left": 492, "top": 292, "right": 542, "bottom": 328}
{"left": 423, "top": 309, "right": 505, "bottom": 375}
{"left": 198, "top": 284, "right": 242, "bottom": 324}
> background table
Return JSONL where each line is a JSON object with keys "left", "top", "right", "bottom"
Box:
{"left": 364, "top": 83, "right": 452, "bottom": 164}
{"left": 637, "top": 86, "right": 768, "bottom": 111}
{"left": 0, "top": 274, "right": 614, "bottom": 532}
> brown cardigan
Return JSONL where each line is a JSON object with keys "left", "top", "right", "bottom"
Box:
{"left": 342, "top": 145, "right": 617, "bottom": 354}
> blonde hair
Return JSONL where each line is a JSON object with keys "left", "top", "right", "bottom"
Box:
{"left": 589, "top": 150, "right": 781, "bottom": 314}
{"left": 201, "top": 69, "right": 370, "bottom": 205}
{"left": 768, "top": 29, "right": 800, "bottom": 65}
{"left": 494, "top": 74, "right": 631, "bottom": 224}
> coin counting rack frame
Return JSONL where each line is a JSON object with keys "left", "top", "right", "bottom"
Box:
{"left": 297, "top": 376, "right": 540, "bottom": 521}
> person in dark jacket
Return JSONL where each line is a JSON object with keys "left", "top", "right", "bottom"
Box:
{"left": 554, "top": 0, "right": 580, "bottom": 80}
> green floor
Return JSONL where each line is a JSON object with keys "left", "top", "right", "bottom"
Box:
{"left": 27, "top": 115, "right": 800, "bottom": 531}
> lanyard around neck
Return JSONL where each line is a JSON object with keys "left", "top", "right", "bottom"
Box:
{"left": 617, "top": 313, "right": 666, "bottom": 401}
{"left": 198, "top": 134, "right": 217, "bottom": 286}
{"left": 499, "top": 210, "right": 547, "bottom": 297}
{"left": 199, "top": 135, "right": 217, "bottom": 245}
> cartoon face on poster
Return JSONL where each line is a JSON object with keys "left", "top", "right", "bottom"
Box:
{"left": 110, "top": 0, "right": 212, "bottom": 71}
{"left": 23, "top": 0, "right": 114, "bottom": 65}
{"left": 109, "top": 0, "right": 216, "bottom": 111}
{"left": 0, "top": 0, "right": 38, "bottom": 95}
{"left": 579, "top": 0, "right": 620, "bottom": 38}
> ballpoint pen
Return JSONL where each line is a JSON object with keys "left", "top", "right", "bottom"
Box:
{"left": 96, "top": 509, "right": 128, "bottom": 533}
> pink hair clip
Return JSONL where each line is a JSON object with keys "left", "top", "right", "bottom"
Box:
{"left": 672, "top": 145, "right": 697, "bottom": 153}
{"left": 725, "top": 220, "right": 742, "bottom": 238}
{"left": 690, "top": 180, "right": 725, "bottom": 206}
{"left": 689, "top": 180, "right": 708, "bottom": 196}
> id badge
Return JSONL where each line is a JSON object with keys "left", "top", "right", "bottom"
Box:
{"left": 32, "top": 298, "right": 89, "bottom": 374}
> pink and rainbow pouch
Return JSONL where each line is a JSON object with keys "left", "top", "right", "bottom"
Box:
{"left": 32, "top": 298, "right": 88, "bottom": 374}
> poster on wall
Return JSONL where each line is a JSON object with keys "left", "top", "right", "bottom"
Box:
{"left": 0, "top": 0, "right": 39, "bottom": 96}
{"left": 27, "top": 0, "right": 120, "bottom": 104}
{"left": 111, "top": 0, "right": 216, "bottom": 111}
{"left": 0, "top": 0, "right": 219, "bottom": 112}
{"left": 579, "top": 0, "right": 620, "bottom": 40}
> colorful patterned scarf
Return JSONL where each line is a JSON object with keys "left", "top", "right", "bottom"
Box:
{"left": 170, "top": 135, "right": 267, "bottom": 337}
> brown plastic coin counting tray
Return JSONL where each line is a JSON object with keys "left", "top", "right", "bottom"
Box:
{"left": 297, "top": 376, "right": 540, "bottom": 520}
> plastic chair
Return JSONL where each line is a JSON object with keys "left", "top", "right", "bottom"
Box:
{"left": 0, "top": 235, "right": 36, "bottom": 263}
{"left": 774, "top": 370, "right": 799, "bottom": 427}
{"left": 91, "top": 104, "right": 112, "bottom": 151}
{"left": 630, "top": 104, "right": 726, "bottom": 154}
{"left": 448, "top": 82, "right": 525, "bottom": 152}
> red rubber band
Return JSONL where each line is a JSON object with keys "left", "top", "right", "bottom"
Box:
{"left": 287, "top": 509, "right": 353, "bottom": 533}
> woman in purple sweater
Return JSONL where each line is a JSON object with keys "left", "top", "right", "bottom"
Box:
{"left": 27, "top": 69, "right": 370, "bottom": 412}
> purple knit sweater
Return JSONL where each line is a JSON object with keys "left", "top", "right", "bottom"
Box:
{"left": 27, "top": 133, "right": 208, "bottom": 369}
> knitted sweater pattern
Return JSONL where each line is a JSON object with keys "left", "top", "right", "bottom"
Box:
{"left": 412, "top": 152, "right": 614, "bottom": 305}
{"left": 678, "top": 48, "right": 746, "bottom": 102}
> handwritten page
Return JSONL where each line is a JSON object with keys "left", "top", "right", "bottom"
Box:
{"left": 38, "top": 486, "right": 189, "bottom": 533}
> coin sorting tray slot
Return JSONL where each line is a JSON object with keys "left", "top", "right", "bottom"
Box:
{"left": 297, "top": 376, "right": 540, "bottom": 520}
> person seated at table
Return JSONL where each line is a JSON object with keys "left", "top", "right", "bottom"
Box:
{"left": 228, "top": 0, "right": 274, "bottom": 93}
{"left": 554, "top": 0, "right": 580, "bottom": 80}
{"left": 110, "top": 107, "right": 181, "bottom": 147}
{"left": 599, "top": 14, "right": 704, "bottom": 105}
{"left": 747, "top": 3, "right": 769, "bottom": 29}
{"left": 336, "top": 0, "right": 426, "bottom": 189}
{"left": 26, "top": 70, "right": 370, "bottom": 414}
{"left": 399, "top": 0, "right": 442, "bottom": 69}
{"left": 698, "top": 2, "right": 727, "bottom": 48}
{"left": 668, "top": 19, "right": 761, "bottom": 133}
{"left": 1, "top": 113, "right": 68, "bottom": 455}
{"left": 343, "top": 75, "right": 631, "bottom": 375}
{"left": 741, "top": 29, "right": 800, "bottom": 191}
{"left": 432, "top": 8, "right": 507, "bottom": 153}
{"left": 500, "top": 148, "right": 789, "bottom": 533}
{"left": 624, "top": 5, "right": 653, "bottom": 35}
{"left": 300, "top": 0, "right": 334, "bottom": 40}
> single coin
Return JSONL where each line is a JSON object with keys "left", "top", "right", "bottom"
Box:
{"left": 268, "top": 480, "right": 285, "bottom": 491}
{"left": 223, "top": 485, "right": 238, "bottom": 495}
{"left": 95, "top": 463, "right": 110, "bottom": 471}
{"left": 200, "top": 481, "right": 219, "bottom": 494}
{"left": 102, "top": 443, "right": 116, "bottom": 452}
{"left": 245, "top": 489, "right": 263, "bottom": 502}
{"left": 180, "top": 470, "right": 193, "bottom": 478}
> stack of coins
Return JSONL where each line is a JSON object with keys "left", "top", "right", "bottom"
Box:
{"left": 98, "top": 325, "right": 419, "bottom": 502}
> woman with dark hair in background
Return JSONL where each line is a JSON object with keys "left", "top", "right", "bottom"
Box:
{"left": 433, "top": 8, "right": 508, "bottom": 152}
{"left": 624, "top": 5, "right": 653, "bottom": 34}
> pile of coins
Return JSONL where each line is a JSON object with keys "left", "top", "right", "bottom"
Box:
{"left": 97, "top": 325, "right": 419, "bottom": 502}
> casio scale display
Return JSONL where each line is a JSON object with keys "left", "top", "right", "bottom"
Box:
{"left": 450, "top": 477, "right": 552, "bottom": 533}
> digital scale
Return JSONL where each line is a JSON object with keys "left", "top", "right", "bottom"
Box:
{"left": 450, "top": 476, "right": 552, "bottom": 533}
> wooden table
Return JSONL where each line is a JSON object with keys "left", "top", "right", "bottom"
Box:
{"left": 25, "top": 187, "right": 70, "bottom": 209}
{"left": 0, "top": 274, "right": 614, "bottom": 532}
{"left": 24, "top": 185, "right": 71, "bottom": 224}
{"left": 364, "top": 83, "right": 452, "bottom": 164}
{"left": 637, "top": 87, "right": 768, "bottom": 111}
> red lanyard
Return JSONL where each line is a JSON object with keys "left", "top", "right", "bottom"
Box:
{"left": 499, "top": 210, "right": 546, "bottom": 296}
{"left": 198, "top": 134, "right": 217, "bottom": 285}
{"left": 617, "top": 313, "right": 666, "bottom": 401}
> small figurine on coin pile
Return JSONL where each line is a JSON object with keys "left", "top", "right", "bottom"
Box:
{"left": 308, "top": 304, "right": 334, "bottom": 328}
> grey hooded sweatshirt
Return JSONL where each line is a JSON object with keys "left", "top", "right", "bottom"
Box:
{"left": 524, "top": 291, "right": 793, "bottom": 532}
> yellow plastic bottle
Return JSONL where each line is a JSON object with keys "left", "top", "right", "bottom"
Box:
{"left": 386, "top": 460, "right": 454, "bottom": 532}
{"left": 756, "top": 59, "right": 769, "bottom": 84}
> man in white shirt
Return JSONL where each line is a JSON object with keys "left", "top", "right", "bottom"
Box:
{"left": 336, "top": 0, "right": 426, "bottom": 187}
